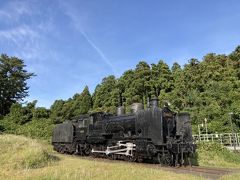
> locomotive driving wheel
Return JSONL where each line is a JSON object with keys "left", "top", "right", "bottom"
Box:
{"left": 108, "top": 154, "right": 116, "bottom": 160}
{"left": 124, "top": 154, "right": 137, "bottom": 162}
{"left": 84, "top": 145, "right": 91, "bottom": 156}
{"left": 129, "top": 155, "right": 137, "bottom": 162}
{"left": 157, "top": 151, "right": 173, "bottom": 166}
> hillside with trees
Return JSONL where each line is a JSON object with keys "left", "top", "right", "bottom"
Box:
{"left": 1, "top": 46, "right": 240, "bottom": 139}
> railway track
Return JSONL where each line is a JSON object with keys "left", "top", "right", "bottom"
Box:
{"left": 68, "top": 155, "right": 239, "bottom": 179}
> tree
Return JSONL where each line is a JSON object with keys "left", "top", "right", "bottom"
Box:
{"left": 0, "top": 54, "right": 34, "bottom": 115}
{"left": 170, "top": 62, "right": 186, "bottom": 111}
{"left": 120, "top": 70, "right": 136, "bottom": 107}
{"left": 92, "top": 75, "right": 118, "bottom": 113}
{"left": 150, "top": 60, "right": 172, "bottom": 98}
{"left": 50, "top": 100, "right": 65, "bottom": 123}
{"left": 229, "top": 46, "right": 240, "bottom": 79}
{"left": 133, "top": 61, "right": 151, "bottom": 105}
{"left": 72, "top": 86, "right": 92, "bottom": 115}
{"left": 33, "top": 107, "right": 50, "bottom": 119}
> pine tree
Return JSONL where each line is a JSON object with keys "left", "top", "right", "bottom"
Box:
{"left": 79, "top": 86, "right": 92, "bottom": 114}
{"left": 151, "top": 60, "right": 172, "bottom": 98}
{"left": 92, "top": 75, "right": 118, "bottom": 113}
{"left": 133, "top": 61, "right": 151, "bottom": 105}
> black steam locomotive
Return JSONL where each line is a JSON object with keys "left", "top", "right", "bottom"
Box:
{"left": 52, "top": 99, "right": 196, "bottom": 166}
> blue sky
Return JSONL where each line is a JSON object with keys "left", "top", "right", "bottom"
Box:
{"left": 0, "top": 0, "right": 240, "bottom": 108}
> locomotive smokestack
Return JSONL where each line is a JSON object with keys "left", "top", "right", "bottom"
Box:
{"left": 131, "top": 103, "right": 144, "bottom": 113}
{"left": 117, "top": 106, "right": 125, "bottom": 116}
{"left": 150, "top": 98, "right": 159, "bottom": 108}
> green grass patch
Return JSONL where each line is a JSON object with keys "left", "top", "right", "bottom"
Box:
{"left": 193, "top": 142, "right": 240, "bottom": 168}
{"left": 221, "top": 173, "right": 240, "bottom": 180}
{"left": 20, "top": 155, "right": 202, "bottom": 180}
{"left": 0, "top": 134, "right": 58, "bottom": 170}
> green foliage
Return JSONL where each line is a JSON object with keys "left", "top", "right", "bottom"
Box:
{"left": 50, "top": 86, "right": 92, "bottom": 122}
{"left": 33, "top": 107, "right": 50, "bottom": 119}
{"left": 72, "top": 86, "right": 92, "bottom": 116}
{"left": 16, "top": 119, "right": 54, "bottom": 141}
{"left": 50, "top": 99, "right": 65, "bottom": 123}
{"left": 0, "top": 117, "right": 54, "bottom": 141}
{"left": 92, "top": 75, "right": 118, "bottom": 113}
{"left": 151, "top": 60, "right": 172, "bottom": 98}
{"left": 0, "top": 101, "right": 54, "bottom": 141}
{"left": 0, "top": 54, "right": 34, "bottom": 115}
{"left": 4, "top": 101, "right": 36, "bottom": 125}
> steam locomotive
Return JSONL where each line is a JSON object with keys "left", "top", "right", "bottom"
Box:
{"left": 52, "top": 99, "right": 196, "bottom": 166}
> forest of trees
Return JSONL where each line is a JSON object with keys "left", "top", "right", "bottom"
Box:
{"left": 1, "top": 46, "right": 240, "bottom": 140}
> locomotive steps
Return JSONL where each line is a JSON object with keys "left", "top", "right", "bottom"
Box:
{"left": 1, "top": 134, "right": 240, "bottom": 179}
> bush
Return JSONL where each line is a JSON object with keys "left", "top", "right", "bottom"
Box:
{"left": 0, "top": 101, "right": 55, "bottom": 141}
{"left": 0, "top": 117, "right": 55, "bottom": 141}
{"left": 4, "top": 103, "right": 33, "bottom": 125}
{"left": 16, "top": 119, "right": 55, "bottom": 141}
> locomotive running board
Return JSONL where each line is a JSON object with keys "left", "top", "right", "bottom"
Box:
{"left": 91, "top": 141, "right": 136, "bottom": 156}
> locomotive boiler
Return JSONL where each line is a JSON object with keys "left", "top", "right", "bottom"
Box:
{"left": 52, "top": 99, "right": 196, "bottom": 166}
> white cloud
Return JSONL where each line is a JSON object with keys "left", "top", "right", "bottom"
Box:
{"left": 0, "top": 0, "right": 32, "bottom": 21}
{"left": 0, "top": 1, "right": 56, "bottom": 72}
{"left": 0, "top": 25, "right": 38, "bottom": 45}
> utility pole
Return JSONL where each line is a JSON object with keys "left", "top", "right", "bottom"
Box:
{"left": 229, "top": 112, "right": 236, "bottom": 151}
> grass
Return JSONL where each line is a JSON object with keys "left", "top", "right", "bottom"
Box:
{"left": 193, "top": 142, "right": 240, "bottom": 168}
{"left": 20, "top": 155, "right": 204, "bottom": 180}
{"left": 0, "top": 134, "right": 201, "bottom": 180}
{"left": 221, "top": 173, "right": 240, "bottom": 180}
{"left": 194, "top": 142, "right": 240, "bottom": 179}
{"left": 0, "top": 134, "right": 58, "bottom": 170}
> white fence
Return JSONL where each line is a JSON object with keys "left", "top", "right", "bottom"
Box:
{"left": 192, "top": 133, "right": 240, "bottom": 147}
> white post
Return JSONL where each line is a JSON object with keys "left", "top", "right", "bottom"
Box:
{"left": 205, "top": 118, "right": 208, "bottom": 141}
{"left": 198, "top": 124, "right": 201, "bottom": 142}
{"left": 229, "top": 112, "right": 236, "bottom": 151}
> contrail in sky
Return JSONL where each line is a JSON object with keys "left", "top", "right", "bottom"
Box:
{"left": 59, "top": 2, "right": 117, "bottom": 76}
{"left": 79, "top": 30, "right": 117, "bottom": 75}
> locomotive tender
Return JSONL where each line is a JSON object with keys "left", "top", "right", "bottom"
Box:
{"left": 52, "top": 99, "right": 196, "bottom": 166}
